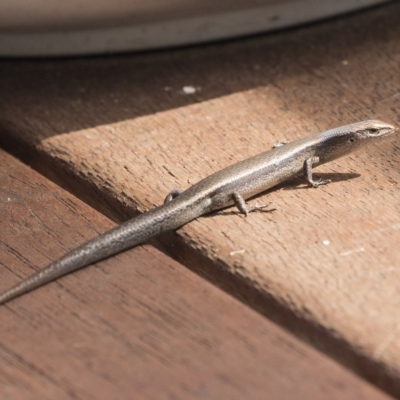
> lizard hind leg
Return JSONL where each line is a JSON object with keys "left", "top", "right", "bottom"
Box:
{"left": 164, "top": 189, "right": 183, "bottom": 204}
{"left": 232, "top": 192, "right": 273, "bottom": 217}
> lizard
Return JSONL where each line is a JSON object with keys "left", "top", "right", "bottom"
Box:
{"left": 0, "top": 120, "right": 395, "bottom": 304}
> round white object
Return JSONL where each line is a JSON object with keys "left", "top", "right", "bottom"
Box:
{"left": 0, "top": 0, "right": 389, "bottom": 56}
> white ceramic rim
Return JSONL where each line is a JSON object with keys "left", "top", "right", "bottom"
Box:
{"left": 0, "top": 0, "right": 389, "bottom": 57}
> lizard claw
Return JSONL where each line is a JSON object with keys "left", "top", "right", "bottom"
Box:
{"left": 248, "top": 202, "right": 275, "bottom": 213}
{"left": 310, "top": 178, "right": 331, "bottom": 188}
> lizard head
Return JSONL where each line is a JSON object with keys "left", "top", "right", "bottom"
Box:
{"left": 350, "top": 120, "right": 396, "bottom": 141}
{"left": 317, "top": 120, "right": 396, "bottom": 163}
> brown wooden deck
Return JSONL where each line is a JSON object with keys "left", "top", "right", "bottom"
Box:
{"left": 0, "top": 3, "right": 399, "bottom": 399}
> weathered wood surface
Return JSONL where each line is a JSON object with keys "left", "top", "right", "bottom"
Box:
{"left": 0, "top": 2, "right": 399, "bottom": 397}
{"left": 1, "top": 149, "right": 392, "bottom": 400}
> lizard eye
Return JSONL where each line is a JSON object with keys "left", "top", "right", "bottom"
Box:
{"left": 369, "top": 128, "right": 378, "bottom": 134}
{"left": 349, "top": 137, "right": 355, "bottom": 143}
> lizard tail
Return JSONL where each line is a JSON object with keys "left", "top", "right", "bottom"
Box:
{"left": 0, "top": 199, "right": 196, "bottom": 305}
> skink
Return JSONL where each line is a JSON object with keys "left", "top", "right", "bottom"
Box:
{"left": 0, "top": 120, "right": 395, "bottom": 304}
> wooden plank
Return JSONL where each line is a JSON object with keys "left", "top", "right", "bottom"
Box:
{"left": 0, "top": 148, "right": 392, "bottom": 400}
{"left": 0, "top": 3, "right": 399, "bottom": 397}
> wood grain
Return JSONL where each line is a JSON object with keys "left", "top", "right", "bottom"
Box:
{"left": 1, "top": 149, "right": 392, "bottom": 400}
{"left": 35, "top": 91, "right": 400, "bottom": 393}
{"left": 0, "top": 2, "right": 399, "bottom": 397}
